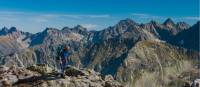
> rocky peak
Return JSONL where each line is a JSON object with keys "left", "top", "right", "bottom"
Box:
{"left": 70, "top": 25, "right": 88, "bottom": 35}
{"left": 62, "top": 26, "right": 70, "bottom": 31}
{"left": 0, "top": 27, "right": 9, "bottom": 35}
{"left": 139, "top": 20, "right": 162, "bottom": 36}
{"left": 193, "top": 21, "right": 200, "bottom": 29}
{"left": 163, "top": 18, "right": 175, "bottom": 29}
{"left": 1, "top": 27, "right": 9, "bottom": 32}
{"left": 149, "top": 20, "right": 159, "bottom": 25}
{"left": 196, "top": 21, "right": 200, "bottom": 26}
{"left": 0, "top": 27, "right": 18, "bottom": 36}
{"left": 144, "top": 20, "right": 160, "bottom": 28}
{"left": 9, "top": 27, "right": 18, "bottom": 32}
{"left": 62, "top": 25, "right": 87, "bottom": 32}
{"left": 118, "top": 18, "right": 138, "bottom": 26}
{"left": 61, "top": 26, "right": 73, "bottom": 34}
{"left": 110, "top": 18, "right": 139, "bottom": 35}
{"left": 29, "top": 28, "right": 58, "bottom": 46}
{"left": 44, "top": 27, "right": 59, "bottom": 32}
{"left": 74, "top": 25, "right": 87, "bottom": 31}
{"left": 42, "top": 27, "right": 60, "bottom": 36}
{"left": 190, "top": 21, "right": 199, "bottom": 32}
{"left": 163, "top": 18, "right": 175, "bottom": 25}
{"left": 176, "top": 22, "right": 190, "bottom": 30}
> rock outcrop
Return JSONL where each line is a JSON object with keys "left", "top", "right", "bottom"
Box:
{"left": 0, "top": 64, "right": 123, "bottom": 87}
{"left": 0, "top": 65, "right": 40, "bottom": 87}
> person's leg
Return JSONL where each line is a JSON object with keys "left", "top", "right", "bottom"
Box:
{"left": 66, "top": 57, "right": 69, "bottom": 67}
{"left": 67, "top": 56, "right": 71, "bottom": 67}
{"left": 61, "top": 62, "right": 65, "bottom": 73}
{"left": 60, "top": 62, "right": 63, "bottom": 73}
{"left": 60, "top": 62, "right": 65, "bottom": 78}
{"left": 61, "top": 59, "right": 67, "bottom": 78}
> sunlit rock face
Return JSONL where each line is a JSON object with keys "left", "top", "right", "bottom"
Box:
{"left": 0, "top": 27, "right": 32, "bottom": 56}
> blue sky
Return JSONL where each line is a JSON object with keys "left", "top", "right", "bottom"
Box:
{"left": 0, "top": 0, "right": 199, "bottom": 33}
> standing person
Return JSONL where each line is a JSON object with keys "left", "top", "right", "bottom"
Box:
{"left": 59, "top": 45, "right": 70, "bottom": 78}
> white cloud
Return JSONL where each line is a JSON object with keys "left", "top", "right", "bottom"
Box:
{"left": 131, "top": 13, "right": 149, "bottom": 16}
{"left": 34, "top": 14, "right": 110, "bottom": 19}
{"left": 0, "top": 11, "right": 111, "bottom": 23}
{"left": 86, "top": 15, "right": 110, "bottom": 18}
{"left": 28, "top": 14, "right": 111, "bottom": 23}
{"left": 0, "top": 11, "right": 25, "bottom": 15}
{"left": 39, "top": 14, "right": 61, "bottom": 18}
{"left": 0, "top": 11, "right": 111, "bottom": 32}
{"left": 29, "top": 14, "right": 58, "bottom": 23}
{"left": 131, "top": 13, "right": 200, "bottom": 21}
{"left": 62, "top": 14, "right": 82, "bottom": 19}
{"left": 26, "top": 14, "right": 111, "bottom": 23}
{"left": 62, "top": 14, "right": 110, "bottom": 19}
{"left": 131, "top": 13, "right": 166, "bottom": 20}
{"left": 183, "top": 16, "right": 200, "bottom": 20}
{"left": 81, "top": 24, "right": 97, "bottom": 29}
{"left": 0, "top": 17, "right": 18, "bottom": 21}
{"left": 31, "top": 18, "right": 48, "bottom": 23}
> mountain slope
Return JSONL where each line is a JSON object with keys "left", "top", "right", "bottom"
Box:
{"left": 115, "top": 40, "right": 199, "bottom": 87}
{"left": 0, "top": 27, "right": 32, "bottom": 56}
{"left": 171, "top": 21, "right": 200, "bottom": 51}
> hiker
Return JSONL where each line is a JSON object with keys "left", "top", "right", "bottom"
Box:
{"left": 59, "top": 45, "right": 70, "bottom": 77}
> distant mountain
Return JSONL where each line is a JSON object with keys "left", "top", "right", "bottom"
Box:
{"left": 0, "top": 27, "right": 32, "bottom": 56}
{"left": 0, "top": 27, "right": 18, "bottom": 36}
{"left": 172, "top": 21, "right": 200, "bottom": 51}
{"left": 162, "top": 18, "right": 190, "bottom": 35}
{"left": 0, "top": 18, "right": 199, "bottom": 87}
{"left": 163, "top": 18, "right": 176, "bottom": 29}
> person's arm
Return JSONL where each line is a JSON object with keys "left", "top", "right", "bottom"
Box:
{"left": 59, "top": 51, "right": 63, "bottom": 62}
{"left": 67, "top": 51, "right": 72, "bottom": 62}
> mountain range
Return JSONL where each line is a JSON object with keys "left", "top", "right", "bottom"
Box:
{"left": 0, "top": 18, "right": 199, "bottom": 87}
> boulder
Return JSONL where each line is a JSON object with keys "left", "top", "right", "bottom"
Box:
{"left": 27, "top": 64, "right": 53, "bottom": 75}
{"left": 64, "top": 66, "right": 86, "bottom": 77}
{"left": 105, "top": 81, "right": 123, "bottom": 87}
{"left": 104, "top": 75, "right": 123, "bottom": 87}
{"left": 0, "top": 65, "right": 40, "bottom": 87}
{"left": 104, "top": 75, "right": 114, "bottom": 82}
{"left": 192, "top": 79, "right": 200, "bottom": 87}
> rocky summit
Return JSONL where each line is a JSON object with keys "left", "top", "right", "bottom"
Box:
{"left": 0, "top": 64, "right": 123, "bottom": 87}
{"left": 0, "top": 18, "right": 199, "bottom": 87}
